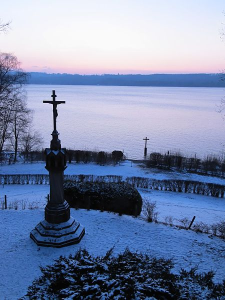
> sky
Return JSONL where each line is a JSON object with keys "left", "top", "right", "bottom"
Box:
{"left": 0, "top": 0, "right": 225, "bottom": 74}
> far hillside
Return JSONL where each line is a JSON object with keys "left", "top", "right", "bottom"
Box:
{"left": 28, "top": 73, "right": 225, "bottom": 87}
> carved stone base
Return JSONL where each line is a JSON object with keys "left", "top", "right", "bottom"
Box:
{"left": 45, "top": 200, "right": 70, "bottom": 224}
{"left": 30, "top": 217, "right": 85, "bottom": 248}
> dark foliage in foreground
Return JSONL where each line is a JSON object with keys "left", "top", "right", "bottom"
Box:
{"left": 64, "top": 181, "right": 142, "bottom": 216}
{"left": 24, "top": 249, "right": 225, "bottom": 299}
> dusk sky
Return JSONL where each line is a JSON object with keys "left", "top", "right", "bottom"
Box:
{"left": 1, "top": 0, "right": 225, "bottom": 74}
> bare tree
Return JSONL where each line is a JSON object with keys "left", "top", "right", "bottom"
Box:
{"left": 22, "top": 129, "right": 43, "bottom": 156}
{"left": 0, "top": 53, "right": 28, "bottom": 153}
{"left": 0, "top": 20, "right": 42, "bottom": 162}
{"left": 9, "top": 99, "right": 32, "bottom": 162}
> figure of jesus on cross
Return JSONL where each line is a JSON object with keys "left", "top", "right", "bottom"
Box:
{"left": 43, "top": 90, "right": 65, "bottom": 132}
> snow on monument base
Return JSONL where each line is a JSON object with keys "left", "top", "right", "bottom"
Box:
{"left": 30, "top": 217, "right": 85, "bottom": 248}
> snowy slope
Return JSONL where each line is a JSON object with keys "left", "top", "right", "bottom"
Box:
{"left": 0, "top": 161, "right": 225, "bottom": 299}
{"left": 0, "top": 209, "right": 225, "bottom": 299}
{"left": 1, "top": 160, "right": 225, "bottom": 185}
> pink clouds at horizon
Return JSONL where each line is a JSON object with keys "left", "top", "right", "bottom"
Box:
{"left": 1, "top": 0, "right": 225, "bottom": 77}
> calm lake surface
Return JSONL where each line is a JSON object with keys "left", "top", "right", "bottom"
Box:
{"left": 26, "top": 85, "right": 225, "bottom": 160}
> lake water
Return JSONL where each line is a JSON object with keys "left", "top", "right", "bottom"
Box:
{"left": 26, "top": 85, "right": 225, "bottom": 160}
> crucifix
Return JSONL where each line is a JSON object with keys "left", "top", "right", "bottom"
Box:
{"left": 43, "top": 90, "right": 65, "bottom": 132}
{"left": 143, "top": 136, "right": 149, "bottom": 157}
{"left": 30, "top": 89, "right": 85, "bottom": 247}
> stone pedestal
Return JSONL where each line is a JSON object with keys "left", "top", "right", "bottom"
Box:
{"left": 30, "top": 217, "right": 85, "bottom": 248}
{"left": 30, "top": 130, "right": 85, "bottom": 247}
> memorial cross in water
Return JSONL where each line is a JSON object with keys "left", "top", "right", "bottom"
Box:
{"left": 143, "top": 136, "right": 149, "bottom": 157}
{"left": 143, "top": 137, "right": 149, "bottom": 149}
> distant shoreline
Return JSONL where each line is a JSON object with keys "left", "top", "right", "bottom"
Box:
{"left": 27, "top": 73, "right": 225, "bottom": 88}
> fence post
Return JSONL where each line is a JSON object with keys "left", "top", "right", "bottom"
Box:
{"left": 4, "top": 195, "right": 7, "bottom": 209}
{"left": 188, "top": 216, "right": 196, "bottom": 229}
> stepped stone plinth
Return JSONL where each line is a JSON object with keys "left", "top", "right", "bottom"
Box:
{"left": 30, "top": 217, "right": 85, "bottom": 248}
{"left": 30, "top": 90, "right": 85, "bottom": 247}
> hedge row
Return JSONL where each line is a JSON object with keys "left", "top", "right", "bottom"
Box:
{"left": 126, "top": 177, "right": 225, "bottom": 198}
{"left": 1, "top": 174, "right": 225, "bottom": 198}
{"left": 0, "top": 174, "right": 122, "bottom": 185}
{"left": 0, "top": 174, "right": 50, "bottom": 185}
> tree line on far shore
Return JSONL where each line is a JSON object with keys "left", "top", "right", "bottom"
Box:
{"left": 28, "top": 72, "right": 225, "bottom": 88}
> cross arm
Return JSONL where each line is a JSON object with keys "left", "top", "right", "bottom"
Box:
{"left": 43, "top": 100, "right": 66, "bottom": 104}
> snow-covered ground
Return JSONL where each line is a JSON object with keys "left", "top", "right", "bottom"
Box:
{"left": 1, "top": 160, "right": 225, "bottom": 184}
{"left": 0, "top": 161, "right": 225, "bottom": 299}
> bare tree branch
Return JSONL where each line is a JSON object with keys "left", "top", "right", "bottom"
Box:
{"left": 0, "top": 19, "right": 11, "bottom": 33}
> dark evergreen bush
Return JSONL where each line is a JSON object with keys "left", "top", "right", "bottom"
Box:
{"left": 64, "top": 181, "right": 142, "bottom": 216}
{"left": 97, "top": 151, "right": 107, "bottom": 165}
{"left": 66, "top": 149, "right": 114, "bottom": 164}
{"left": 24, "top": 248, "right": 225, "bottom": 299}
{"left": 112, "top": 150, "right": 124, "bottom": 164}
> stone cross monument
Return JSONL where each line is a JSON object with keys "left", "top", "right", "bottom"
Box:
{"left": 143, "top": 137, "right": 149, "bottom": 157}
{"left": 30, "top": 90, "right": 85, "bottom": 247}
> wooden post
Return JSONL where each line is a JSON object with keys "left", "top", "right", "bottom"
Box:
{"left": 188, "top": 216, "right": 196, "bottom": 229}
{"left": 4, "top": 195, "right": 7, "bottom": 209}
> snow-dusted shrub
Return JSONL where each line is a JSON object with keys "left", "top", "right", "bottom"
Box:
{"left": 28, "top": 202, "right": 39, "bottom": 210}
{"left": 13, "top": 200, "right": 19, "bottom": 210}
{"left": 0, "top": 200, "right": 4, "bottom": 210}
{"left": 24, "top": 248, "right": 225, "bottom": 299}
{"left": 165, "top": 215, "right": 174, "bottom": 226}
{"left": 2, "top": 199, "right": 27, "bottom": 210}
{"left": 142, "top": 200, "right": 158, "bottom": 222}
{"left": 212, "top": 221, "right": 225, "bottom": 238}
{"left": 21, "top": 200, "right": 27, "bottom": 210}
{"left": 211, "top": 224, "right": 219, "bottom": 236}
{"left": 178, "top": 267, "right": 218, "bottom": 299}
{"left": 193, "top": 222, "right": 210, "bottom": 234}
{"left": 64, "top": 181, "right": 142, "bottom": 216}
{"left": 178, "top": 217, "right": 190, "bottom": 229}
{"left": 8, "top": 202, "right": 13, "bottom": 210}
